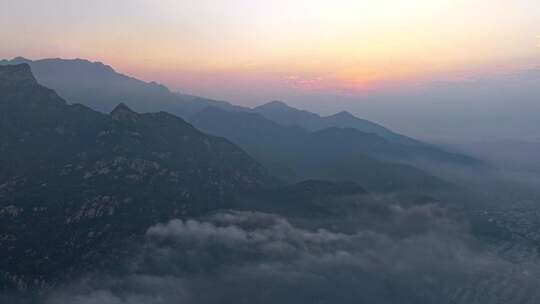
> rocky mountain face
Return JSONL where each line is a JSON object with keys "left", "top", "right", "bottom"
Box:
{"left": 0, "top": 64, "right": 276, "bottom": 290}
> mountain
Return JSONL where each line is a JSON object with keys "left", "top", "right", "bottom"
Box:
{"left": 190, "top": 107, "right": 455, "bottom": 193}
{"left": 0, "top": 64, "right": 275, "bottom": 290}
{"left": 0, "top": 57, "right": 249, "bottom": 118}
{"left": 0, "top": 57, "right": 480, "bottom": 171}
{"left": 2, "top": 64, "right": 436, "bottom": 293}
{"left": 253, "top": 100, "right": 325, "bottom": 129}
{"left": 0, "top": 57, "right": 439, "bottom": 147}
{"left": 254, "top": 100, "right": 419, "bottom": 144}
{"left": 0, "top": 63, "right": 511, "bottom": 303}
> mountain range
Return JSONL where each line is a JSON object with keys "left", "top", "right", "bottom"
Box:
{"left": 253, "top": 100, "right": 415, "bottom": 144}
{"left": 0, "top": 60, "right": 480, "bottom": 293}
{"left": 0, "top": 58, "right": 481, "bottom": 170}
{"left": 0, "top": 57, "right": 249, "bottom": 118}
{"left": 0, "top": 58, "right": 447, "bottom": 144}
{"left": 191, "top": 107, "right": 458, "bottom": 193}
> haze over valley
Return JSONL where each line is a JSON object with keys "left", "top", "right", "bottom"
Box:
{"left": 1, "top": 1, "right": 540, "bottom": 303}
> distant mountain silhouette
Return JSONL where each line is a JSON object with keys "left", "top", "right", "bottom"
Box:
{"left": 253, "top": 100, "right": 418, "bottom": 144}
{"left": 0, "top": 57, "right": 480, "bottom": 175}
{"left": 0, "top": 57, "right": 249, "bottom": 117}
{"left": 0, "top": 57, "right": 433, "bottom": 144}
{"left": 190, "top": 107, "right": 457, "bottom": 193}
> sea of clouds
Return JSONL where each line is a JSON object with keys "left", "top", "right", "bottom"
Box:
{"left": 46, "top": 199, "right": 540, "bottom": 304}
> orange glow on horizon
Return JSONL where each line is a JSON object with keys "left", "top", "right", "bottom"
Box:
{"left": 3, "top": 0, "right": 538, "bottom": 100}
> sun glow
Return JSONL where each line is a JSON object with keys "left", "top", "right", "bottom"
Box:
{"left": 1, "top": 0, "right": 539, "bottom": 98}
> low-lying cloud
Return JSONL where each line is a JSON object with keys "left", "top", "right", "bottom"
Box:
{"left": 46, "top": 200, "right": 540, "bottom": 304}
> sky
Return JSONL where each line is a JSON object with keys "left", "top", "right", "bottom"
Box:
{"left": 1, "top": 0, "right": 539, "bottom": 140}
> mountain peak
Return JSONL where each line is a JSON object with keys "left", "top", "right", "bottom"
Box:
{"left": 0, "top": 64, "right": 38, "bottom": 88}
{"left": 257, "top": 100, "right": 291, "bottom": 109}
{"left": 111, "top": 102, "right": 139, "bottom": 121}
{"left": 332, "top": 111, "right": 355, "bottom": 118}
{"left": 10, "top": 57, "right": 32, "bottom": 64}
{"left": 268, "top": 100, "right": 288, "bottom": 106}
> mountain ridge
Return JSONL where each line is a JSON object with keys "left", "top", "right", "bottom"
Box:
{"left": 253, "top": 99, "right": 422, "bottom": 145}
{"left": 190, "top": 106, "right": 462, "bottom": 194}
{"left": 1, "top": 57, "right": 422, "bottom": 143}
{"left": 0, "top": 57, "right": 481, "bottom": 168}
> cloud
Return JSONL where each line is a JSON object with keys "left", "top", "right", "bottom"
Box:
{"left": 147, "top": 218, "right": 249, "bottom": 243}
{"left": 146, "top": 211, "right": 351, "bottom": 261}
{"left": 53, "top": 290, "right": 125, "bottom": 304}
{"left": 46, "top": 201, "right": 540, "bottom": 304}
{"left": 47, "top": 275, "right": 192, "bottom": 304}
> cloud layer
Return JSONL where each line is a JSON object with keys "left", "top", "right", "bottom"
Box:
{"left": 46, "top": 201, "right": 540, "bottom": 304}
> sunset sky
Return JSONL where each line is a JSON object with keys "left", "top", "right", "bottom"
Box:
{"left": 1, "top": 0, "right": 539, "bottom": 108}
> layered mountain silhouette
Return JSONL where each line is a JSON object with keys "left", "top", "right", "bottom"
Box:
{"left": 253, "top": 100, "right": 415, "bottom": 144}
{"left": 0, "top": 57, "right": 480, "bottom": 169}
{"left": 0, "top": 57, "right": 407, "bottom": 141}
{"left": 190, "top": 107, "right": 457, "bottom": 193}
{"left": 0, "top": 57, "right": 249, "bottom": 117}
